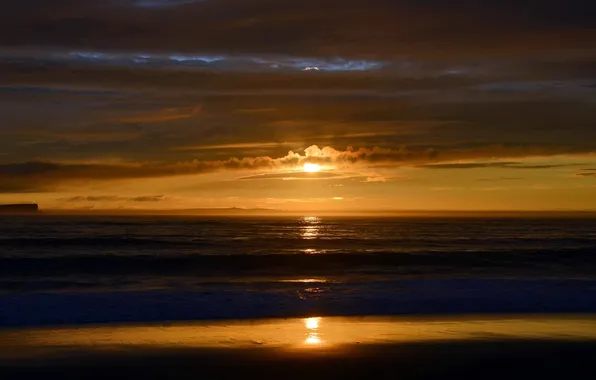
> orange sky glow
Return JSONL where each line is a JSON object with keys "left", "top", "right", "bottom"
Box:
{"left": 1, "top": 1, "right": 595, "bottom": 213}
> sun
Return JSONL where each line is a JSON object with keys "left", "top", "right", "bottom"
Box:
{"left": 303, "top": 163, "right": 322, "bottom": 173}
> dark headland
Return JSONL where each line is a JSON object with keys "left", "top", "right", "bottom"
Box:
{"left": 0, "top": 204, "right": 39, "bottom": 214}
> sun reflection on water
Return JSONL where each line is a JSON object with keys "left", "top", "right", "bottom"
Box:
{"left": 303, "top": 216, "right": 320, "bottom": 223}
{"left": 300, "top": 216, "right": 321, "bottom": 240}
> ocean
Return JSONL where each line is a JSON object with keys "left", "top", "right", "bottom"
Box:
{"left": 2, "top": 215, "right": 596, "bottom": 326}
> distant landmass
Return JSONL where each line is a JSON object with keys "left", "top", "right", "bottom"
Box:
{"left": 0, "top": 204, "right": 39, "bottom": 214}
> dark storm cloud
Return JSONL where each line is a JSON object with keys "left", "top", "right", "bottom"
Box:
{"left": 0, "top": 85, "right": 122, "bottom": 97}
{"left": 132, "top": 0, "right": 204, "bottom": 8}
{"left": 1, "top": 79, "right": 595, "bottom": 166}
{"left": 0, "top": 0, "right": 594, "bottom": 59}
{"left": 0, "top": 0, "right": 595, "bottom": 193}
{"left": 0, "top": 61, "right": 474, "bottom": 93}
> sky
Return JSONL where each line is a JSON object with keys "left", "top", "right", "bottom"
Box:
{"left": 1, "top": 0, "right": 595, "bottom": 212}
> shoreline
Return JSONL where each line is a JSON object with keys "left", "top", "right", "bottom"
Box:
{"left": 3, "top": 315, "right": 596, "bottom": 379}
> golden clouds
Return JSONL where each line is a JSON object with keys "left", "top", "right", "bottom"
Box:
{"left": 1, "top": 144, "right": 592, "bottom": 193}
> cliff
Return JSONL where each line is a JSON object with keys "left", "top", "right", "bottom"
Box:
{"left": 0, "top": 204, "right": 39, "bottom": 214}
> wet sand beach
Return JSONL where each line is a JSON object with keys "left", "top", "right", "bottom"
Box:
{"left": 2, "top": 315, "right": 596, "bottom": 379}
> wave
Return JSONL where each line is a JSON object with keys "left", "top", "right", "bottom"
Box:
{"left": 0, "top": 237, "right": 217, "bottom": 247}
{"left": 2, "top": 235, "right": 596, "bottom": 256}
{"left": 3, "top": 278, "right": 596, "bottom": 326}
{"left": 2, "top": 249, "right": 596, "bottom": 277}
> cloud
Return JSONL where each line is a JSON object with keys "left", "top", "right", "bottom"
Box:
{"left": 177, "top": 141, "right": 295, "bottom": 151}
{"left": 419, "top": 162, "right": 584, "bottom": 170}
{"left": 112, "top": 105, "right": 202, "bottom": 124}
{"left": 419, "top": 162, "right": 520, "bottom": 169}
{"left": 62, "top": 196, "right": 123, "bottom": 202}
{"left": 1, "top": 144, "right": 592, "bottom": 192}
{"left": 476, "top": 177, "right": 524, "bottom": 182}
{"left": 238, "top": 172, "right": 346, "bottom": 181}
{"left": 233, "top": 108, "right": 277, "bottom": 114}
{"left": 1, "top": 0, "right": 594, "bottom": 59}
{"left": 364, "top": 176, "right": 404, "bottom": 183}
{"left": 295, "top": 145, "right": 589, "bottom": 168}
{"left": 60, "top": 195, "right": 166, "bottom": 202}
{"left": 176, "top": 131, "right": 402, "bottom": 151}
{"left": 0, "top": 1, "right": 595, "bottom": 210}
{"left": 0, "top": 129, "right": 142, "bottom": 143}
{"left": 131, "top": 195, "right": 167, "bottom": 202}
{"left": 132, "top": 0, "right": 203, "bottom": 8}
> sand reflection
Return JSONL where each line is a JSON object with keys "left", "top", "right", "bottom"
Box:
{"left": 304, "top": 317, "right": 323, "bottom": 345}
{"left": 305, "top": 317, "right": 320, "bottom": 330}
{"left": 305, "top": 335, "right": 322, "bottom": 345}
{"left": 4, "top": 316, "right": 596, "bottom": 359}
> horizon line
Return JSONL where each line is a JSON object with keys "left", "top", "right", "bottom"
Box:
{"left": 22, "top": 208, "right": 596, "bottom": 217}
